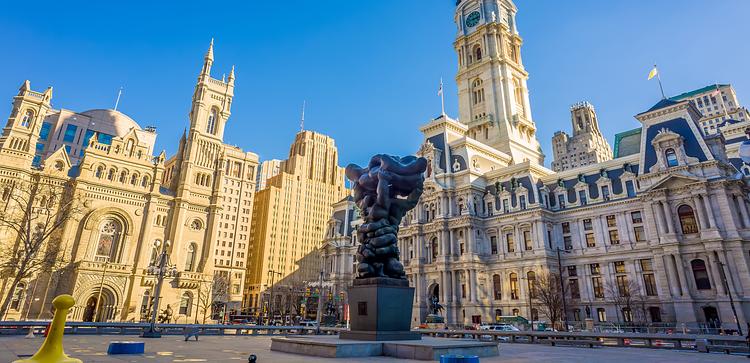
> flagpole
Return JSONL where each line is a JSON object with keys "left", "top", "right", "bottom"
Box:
{"left": 439, "top": 77, "right": 446, "bottom": 116}
{"left": 654, "top": 65, "right": 666, "bottom": 100}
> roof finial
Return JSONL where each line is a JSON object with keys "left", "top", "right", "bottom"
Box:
{"left": 228, "top": 65, "right": 235, "bottom": 83}
{"left": 205, "top": 38, "right": 214, "bottom": 62}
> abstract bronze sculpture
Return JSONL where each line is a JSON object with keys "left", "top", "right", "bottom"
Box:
{"left": 345, "top": 154, "right": 427, "bottom": 280}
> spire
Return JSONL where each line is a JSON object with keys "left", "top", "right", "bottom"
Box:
{"left": 200, "top": 38, "right": 214, "bottom": 77}
{"left": 228, "top": 65, "right": 235, "bottom": 84}
{"left": 300, "top": 100, "right": 306, "bottom": 132}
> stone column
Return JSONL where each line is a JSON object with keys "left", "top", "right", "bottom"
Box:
{"left": 692, "top": 195, "right": 709, "bottom": 230}
{"left": 471, "top": 270, "right": 478, "bottom": 303}
{"left": 467, "top": 227, "right": 475, "bottom": 255}
{"left": 703, "top": 195, "right": 718, "bottom": 229}
{"left": 736, "top": 195, "right": 750, "bottom": 229}
{"left": 440, "top": 271, "right": 447, "bottom": 303}
{"left": 673, "top": 255, "right": 691, "bottom": 297}
{"left": 662, "top": 255, "right": 679, "bottom": 297}
{"left": 453, "top": 271, "right": 460, "bottom": 304}
{"left": 441, "top": 230, "right": 449, "bottom": 257}
{"left": 662, "top": 201, "right": 674, "bottom": 234}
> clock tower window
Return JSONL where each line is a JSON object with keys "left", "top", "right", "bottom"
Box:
{"left": 206, "top": 108, "right": 218, "bottom": 135}
{"left": 474, "top": 45, "right": 482, "bottom": 61}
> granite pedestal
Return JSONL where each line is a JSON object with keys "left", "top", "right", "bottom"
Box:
{"left": 339, "top": 278, "right": 421, "bottom": 341}
{"left": 270, "top": 335, "right": 499, "bottom": 360}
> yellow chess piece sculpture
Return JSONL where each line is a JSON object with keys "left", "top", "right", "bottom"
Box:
{"left": 14, "top": 294, "right": 82, "bottom": 363}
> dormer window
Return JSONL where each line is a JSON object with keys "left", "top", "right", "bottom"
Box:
{"left": 578, "top": 190, "right": 587, "bottom": 206}
{"left": 601, "top": 185, "right": 610, "bottom": 201}
{"left": 665, "top": 148, "right": 678, "bottom": 167}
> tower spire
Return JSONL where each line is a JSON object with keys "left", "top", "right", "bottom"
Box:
{"left": 300, "top": 100, "right": 306, "bottom": 132}
{"left": 228, "top": 65, "right": 235, "bottom": 84}
{"left": 201, "top": 38, "right": 214, "bottom": 77}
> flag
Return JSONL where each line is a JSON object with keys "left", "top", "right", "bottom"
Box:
{"left": 438, "top": 78, "right": 444, "bottom": 96}
{"left": 648, "top": 66, "right": 659, "bottom": 80}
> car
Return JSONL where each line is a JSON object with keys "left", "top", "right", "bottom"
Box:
{"left": 299, "top": 320, "right": 319, "bottom": 328}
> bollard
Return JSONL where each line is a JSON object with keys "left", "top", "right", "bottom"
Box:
{"left": 13, "top": 294, "right": 82, "bottom": 363}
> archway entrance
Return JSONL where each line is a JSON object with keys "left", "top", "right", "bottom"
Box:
{"left": 703, "top": 306, "right": 720, "bottom": 328}
{"left": 81, "top": 288, "right": 117, "bottom": 322}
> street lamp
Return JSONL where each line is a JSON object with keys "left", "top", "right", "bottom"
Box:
{"left": 520, "top": 275, "right": 535, "bottom": 330}
{"left": 556, "top": 247, "right": 571, "bottom": 332}
{"left": 267, "top": 270, "right": 283, "bottom": 325}
{"left": 718, "top": 261, "right": 743, "bottom": 336}
{"left": 141, "top": 240, "right": 178, "bottom": 338}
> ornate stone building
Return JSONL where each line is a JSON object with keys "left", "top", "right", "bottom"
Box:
{"left": 551, "top": 102, "right": 613, "bottom": 172}
{"left": 243, "top": 130, "right": 347, "bottom": 315}
{"left": 400, "top": 0, "right": 750, "bottom": 332}
{"left": 0, "top": 41, "right": 259, "bottom": 322}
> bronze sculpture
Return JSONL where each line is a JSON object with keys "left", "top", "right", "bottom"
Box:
{"left": 345, "top": 154, "right": 427, "bottom": 280}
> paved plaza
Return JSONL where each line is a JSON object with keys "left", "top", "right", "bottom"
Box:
{"left": 0, "top": 335, "right": 746, "bottom": 362}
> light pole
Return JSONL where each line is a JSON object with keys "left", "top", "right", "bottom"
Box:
{"left": 267, "top": 270, "right": 282, "bottom": 325}
{"left": 718, "top": 261, "right": 743, "bottom": 336}
{"left": 315, "top": 260, "right": 325, "bottom": 334}
{"left": 521, "top": 275, "right": 535, "bottom": 330}
{"left": 141, "top": 240, "right": 178, "bottom": 338}
{"left": 556, "top": 247, "right": 571, "bottom": 332}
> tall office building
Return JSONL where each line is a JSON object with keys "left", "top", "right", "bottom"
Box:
{"left": 551, "top": 102, "right": 613, "bottom": 172}
{"left": 243, "top": 131, "right": 347, "bottom": 314}
{"left": 670, "top": 84, "right": 749, "bottom": 135}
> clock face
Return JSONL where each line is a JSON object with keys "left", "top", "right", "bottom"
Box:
{"left": 465, "top": 11, "right": 481, "bottom": 28}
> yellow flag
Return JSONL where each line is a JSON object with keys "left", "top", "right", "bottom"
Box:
{"left": 648, "top": 66, "right": 659, "bottom": 80}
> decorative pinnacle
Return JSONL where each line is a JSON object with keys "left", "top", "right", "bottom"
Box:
{"left": 228, "top": 65, "right": 235, "bottom": 82}
{"left": 205, "top": 38, "right": 214, "bottom": 62}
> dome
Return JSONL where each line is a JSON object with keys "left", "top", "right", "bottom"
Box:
{"left": 80, "top": 109, "right": 141, "bottom": 138}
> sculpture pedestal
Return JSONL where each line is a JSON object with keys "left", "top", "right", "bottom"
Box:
{"left": 339, "top": 278, "right": 421, "bottom": 341}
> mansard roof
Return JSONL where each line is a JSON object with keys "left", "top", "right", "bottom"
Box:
{"left": 670, "top": 84, "right": 729, "bottom": 101}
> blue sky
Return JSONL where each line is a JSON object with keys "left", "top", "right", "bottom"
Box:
{"left": 1, "top": 0, "right": 748, "bottom": 168}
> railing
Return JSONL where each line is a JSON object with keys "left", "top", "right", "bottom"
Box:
{"left": 415, "top": 328, "right": 749, "bottom": 352}
{"left": 0, "top": 321, "right": 341, "bottom": 337}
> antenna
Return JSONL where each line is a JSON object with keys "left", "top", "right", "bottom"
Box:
{"left": 300, "top": 100, "right": 306, "bottom": 132}
{"left": 113, "top": 87, "right": 124, "bottom": 111}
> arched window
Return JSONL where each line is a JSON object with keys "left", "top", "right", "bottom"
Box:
{"left": 141, "top": 176, "right": 150, "bottom": 188}
{"left": 678, "top": 205, "right": 699, "bottom": 234}
{"left": 21, "top": 110, "right": 33, "bottom": 128}
{"left": 492, "top": 274, "right": 502, "bottom": 300}
{"left": 149, "top": 242, "right": 159, "bottom": 266}
{"left": 509, "top": 273, "right": 519, "bottom": 300}
{"left": 10, "top": 283, "right": 25, "bottom": 310}
{"left": 125, "top": 139, "right": 134, "bottom": 155}
{"left": 206, "top": 108, "right": 218, "bottom": 134}
{"left": 691, "top": 259, "right": 711, "bottom": 290}
{"left": 130, "top": 174, "right": 138, "bottom": 185}
{"left": 185, "top": 243, "right": 197, "bottom": 271}
{"left": 107, "top": 168, "right": 116, "bottom": 181}
{"left": 665, "top": 148, "right": 678, "bottom": 167}
{"left": 119, "top": 171, "right": 127, "bottom": 183}
{"left": 474, "top": 45, "right": 482, "bottom": 61}
{"left": 179, "top": 292, "right": 193, "bottom": 316}
{"left": 95, "top": 219, "right": 122, "bottom": 262}
{"left": 140, "top": 290, "right": 151, "bottom": 317}
{"left": 527, "top": 271, "right": 537, "bottom": 299}
{"left": 1, "top": 188, "right": 9, "bottom": 201}
{"left": 95, "top": 166, "right": 104, "bottom": 178}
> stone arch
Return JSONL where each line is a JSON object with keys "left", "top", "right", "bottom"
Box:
{"left": 80, "top": 206, "right": 135, "bottom": 263}
{"left": 74, "top": 282, "right": 122, "bottom": 322}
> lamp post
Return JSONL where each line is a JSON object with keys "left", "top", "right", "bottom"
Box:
{"left": 93, "top": 256, "right": 110, "bottom": 322}
{"left": 141, "top": 240, "right": 178, "bottom": 338}
{"left": 521, "top": 275, "right": 535, "bottom": 330}
{"left": 556, "top": 247, "right": 571, "bottom": 332}
{"left": 718, "top": 261, "right": 743, "bottom": 336}
{"left": 267, "top": 270, "right": 282, "bottom": 325}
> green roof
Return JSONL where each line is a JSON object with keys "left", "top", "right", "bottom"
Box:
{"left": 669, "top": 84, "right": 729, "bottom": 101}
{"left": 613, "top": 127, "right": 642, "bottom": 158}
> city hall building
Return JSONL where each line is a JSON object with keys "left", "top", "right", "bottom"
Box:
{"left": 396, "top": 0, "right": 750, "bottom": 330}
{"left": 0, "top": 41, "right": 258, "bottom": 322}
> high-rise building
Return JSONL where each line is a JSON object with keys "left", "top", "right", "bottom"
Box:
{"left": 243, "top": 131, "right": 347, "bottom": 315}
{"left": 670, "top": 84, "right": 749, "bottom": 135}
{"left": 0, "top": 41, "right": 259, "bottom": 322}
{"left": 551, "top": 102, "right": 613, "bottom": 172}
{"left": 256, "top": 159, "right": 282, "bottom": 191}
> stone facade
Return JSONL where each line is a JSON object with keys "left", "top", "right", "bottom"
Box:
{"left": 551, "top": 102, "right": 613, "bottom": 172}
{"left": 398, "top": 0, "right": 750, "bottom": 332}
{"left": 243, "top": 130, "right": 348, "bottom": 315}
{"left": 670, "top": 84, "right": 750, "bottom": 135}
{"left": 0, "top": 41, "right": 259, "bottom": 322}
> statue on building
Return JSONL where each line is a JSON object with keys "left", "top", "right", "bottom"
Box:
{"left": 345, "top": 155, "right": 427, "bottom": 279}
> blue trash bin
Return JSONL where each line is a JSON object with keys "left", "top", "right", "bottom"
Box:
{"left": 440, "top": 354, "right": 480, "bottom": 363}
{"left": 107, "top": 341, "right": 145, "bottom": 355}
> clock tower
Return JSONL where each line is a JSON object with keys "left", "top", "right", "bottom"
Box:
{"left": 454, "top": 0, "right": 544, "bottom": 165}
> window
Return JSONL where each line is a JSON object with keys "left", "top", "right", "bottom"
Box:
{"left": 625, "top": 180, "right": 636, "bottom": 197}
{"left": 206, "top": 108, "right": 218, "bottom": 134}
{"left": 96, "top": 219, "right": 122, "bottom": 261}
{"left": 622, "top": 308, "right": 633, "bottom": 323}
{"left": 631, "top": 211, "right": 643, "bottom": 224}
{"left": 503, "top": 199, "right": 509, "bottom": 213}
{"left": 567, "top": 266, "right": 577, "bottom": 277}
{"left": 506, "top": 232, "right": 515, "bottom": 252}
{"left": 474, "top": 46, "right": 482, "bottom": 61}
{"left": 492, "top": 274, "right": 502, "bottom": 300}
{"left": 20, "top": 110, "right": 34, "bottom": 127}
{"left": 606, "top": 215, "right": 616, "bottom": 227}
{"left": 527, "top": 271, "right": 537, "bottom": 299}
{"left": 691, "top": 259, "right": 711, "bottom": 290}
{"left": 585, "top": 233, "right": 596, "bottom": 247}
{"left": 601, "top": 186, "right": 610, "bottom": 201}
{"left": 649, "top": 307, "right": 662, "bottom": 322}
{"left": 597, "top": 308, "right": 607, "bottom": 322}
{"left": 678, "top": 205, "right": 699, "bottom": 234}
{"left": 63, "top": 124, "right": 77, "bottom": 143}
{"left": 10, "top": 283, "right": 25, "bottom": 310}
{"left": 578, "top": 190, "right": 587, "bottom": 205}
{"left": 562, "top": 222, "right": 570, "bottom": 234}
{"left": 509, "top": 273, "right": 519, "bottom": 299}
{"left": 519, "top": 196, "right": 526, "bottom": 210}
{"left": 665, "top": 148, "right": 678, "bottom": 167}
{"left": 179, "top": 292, "right": 192, "bottom": 316}
{"left": 563, "top": 236, "right": 572, "bottom": 250}
{"left": 583, "top": 219, "right": 593, "bottom": 231}
{"left": 185, "top": 243, "right": 197, "bottom": 271}
{"left": 569, "top": 279, "right": 580, "bottom": 299}
{"left": 523, "top": 230, "right": 532, "bottom": 251}
{"left": 39, "top": 122, "right": 52, "bottom": 140}
{"left": 590, "top": 263, "right": 600, "bottom": 275}
{"left": 616, "top": 275, "right": 629, "bottom": 297}
{"left": 609, "top": 230, "right": 620, "bottom": 245}
{"left": 558, "top": 194, "right": 566, "bottom": 209}
{"left": 431, "top": 238, "right": 439, "bottom": 260}
{"left": 592, "top": 277, "right": 604, "bottom": 298}
{"left": 490, "top": 236, "right": 498, "bottom": 255}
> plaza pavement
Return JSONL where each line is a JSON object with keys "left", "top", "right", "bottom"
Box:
{"left": 0, "top": 335, "right": 746, "bottom": 362}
